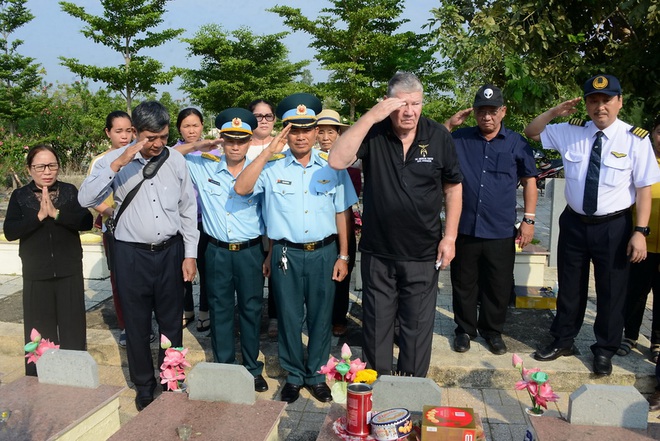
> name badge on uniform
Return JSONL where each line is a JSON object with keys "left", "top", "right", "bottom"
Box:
{"left": 277, "top": 179, "right": 291, "bottom": 185}
{"left": 208, "top": 178, "right": 221, "bottom": 186}
{"left": 317, "top": 180, "right": 330, "bottom": 184}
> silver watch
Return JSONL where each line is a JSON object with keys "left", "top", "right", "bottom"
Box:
{"left": 337, "top": 254, "right": 350, "bottom": 262}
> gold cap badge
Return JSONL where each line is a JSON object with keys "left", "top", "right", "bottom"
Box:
{"left": 592, "top": 76, "right": 608, "bottom": 90}
{"left": 231, "top": 117, "right": 242, "bottom": 127}
{"left": 296, "top": 104, "right": 307, "bottom": 115}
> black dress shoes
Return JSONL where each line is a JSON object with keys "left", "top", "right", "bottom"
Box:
{"left": 593, "top": 355, "right": 612, "bottom": 375}
{"left": 649, "top": 390, "right": 660, "bottom": 411}
{"left": 533, "top": 344, "right": 576, "bottom": 361}
{"left": 453, "top": 333, "right": 471, "bottom": 353}
{"left": 484, "top": 335, "right": 508, "bottom": 355}
{"left": 254, "top": 374, "right": 269, "bottom": 392}
{"left": 135, "top": 394, "right": 154, "bottom": 412}
{"left": 307, "top": 382, "right": 333, "bottom": 403}
{"left": 281, "top": 382, "right": 302, "bottom": 403}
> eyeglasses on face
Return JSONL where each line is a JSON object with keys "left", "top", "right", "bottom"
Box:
{"left": 253, "top": 113, "right": 275, "bottom": 122}
{"left": 31, "top": 163, "right": 59, "bottom": 172}
{"left": 475, "top": 108, "right": 502, "bottom": 118}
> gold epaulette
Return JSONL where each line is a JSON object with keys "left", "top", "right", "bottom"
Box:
{"left": 201, "top": 152, "right": 220, "bottom": 162}
{"left": 568, "top": 118, "right": 586, "bottom": 126}
{"left": 630, "top": 126, "right": 649, "bottom": 138}
{"left": 319, "top": 152, "right": 329, "bottom": 161}
{"left": 268, "top": 153, "right": 285, "bottom": 162}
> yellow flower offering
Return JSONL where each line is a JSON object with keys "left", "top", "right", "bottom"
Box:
{"left": 353, "top": 369, "right": 378, "bottom": 384}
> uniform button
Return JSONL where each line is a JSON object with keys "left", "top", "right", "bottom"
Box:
{"left": 305, "top": 210, "right": 308, "bottom": 213}
{"left": 305, "top": 230, "right": 308, "bottom": 233}
{"left": 157, "top": 233, "right": 161, "bottom": 236}
{"left": 153, "top": 199, "right": 156, "bottom": 202}
{"left": 248, "top": 199, "right": 252, "bottom": 203}
{"left": 151, "top": 182, "right": 154, "bottom": 185}
{"left": 282, "top": 190, "right": 285, "bottom": 194}
{"left": 304, "top": 190, "right": 308, "bottom": 194}
{"left": 485, "top": 156, "right": 488, "bottom": 158}
{"left": 303, "top": 171, "right": 307, "bottom": 174}
{"left": 156, "top": 216, "right": 159, "bottom": 218}
{"left": 229, "top": 195, "right": 233, "bottom": 199}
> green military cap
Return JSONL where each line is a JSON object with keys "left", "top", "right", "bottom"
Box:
{"left": 215, "top": 108, "right": 258, "bottom": 139}
{"left": 276, "top": 93, "right": 323, "bottom": 128}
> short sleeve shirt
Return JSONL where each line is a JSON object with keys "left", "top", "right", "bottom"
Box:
{"left": 452, "top": 125, "right": 538, "bottom": 239}
{"left": 252, "top": 149, "right": 358, "bottom": 243}
{"left": 185, "top": 153, "right": 264, "bottom": 243}
{"left": 356, "top": 117, "right": 463, "bottom": 261}
{"left": 540, "top": 119, "right": 660, "bottom": 215}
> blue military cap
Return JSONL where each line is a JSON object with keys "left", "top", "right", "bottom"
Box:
{"left": 583, "top": 74, "right": 622, "bottom": 97}
{"left": 276, "top": 93, "right": 323, "bottom": 128}
{"left": 215, "top": 108, "right": 258, "bottom": 139}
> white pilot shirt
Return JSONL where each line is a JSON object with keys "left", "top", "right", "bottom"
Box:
{"left": 540, "top": 118, "right": 660, "bottom": 216}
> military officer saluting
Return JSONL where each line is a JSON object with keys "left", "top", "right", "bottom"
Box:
{"left": 525, "top": 74, "right": 660, "bottom": 375}
{"left": 235, "top": 93, "right": 358, "bottom": 404}
{"left": 176, "top": 108, "right": 269, "bottom": 392}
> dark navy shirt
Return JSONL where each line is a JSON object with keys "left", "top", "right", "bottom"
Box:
{"left": 452, "top": 125, "right": 537, "bottom": 239}
{"left": 356, "top": 117, "right": 463, "bottom": 261}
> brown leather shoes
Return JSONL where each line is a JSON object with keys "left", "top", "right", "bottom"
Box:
{"left": 649, "top": 390, "right": 660, "bottom": 412}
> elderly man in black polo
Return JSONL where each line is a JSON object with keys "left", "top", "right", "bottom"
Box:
{"left": 79, "top": 101, "right": 198, "bottom": 411}
{"left": 329, "top": 72, "right": 463, "bottom": 377}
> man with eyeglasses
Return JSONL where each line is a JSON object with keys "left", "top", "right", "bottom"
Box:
{"left": 329, "top": 72, "right": 463, "bottom": 377}
{"left": 78, "top": 100, "right": 198, "bottom": 411}
{"left": 444, "top": 85, "right": 538, "bottom": 356}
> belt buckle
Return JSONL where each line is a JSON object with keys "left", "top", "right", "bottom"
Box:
{"left": 149, "top": 243, "right": 157, "bottom": 252}
{"left": 303, "top": 242, "right": 315, "bottom": 251}
{"left": 229, "top": 243, "right": 240, "bottom": 251}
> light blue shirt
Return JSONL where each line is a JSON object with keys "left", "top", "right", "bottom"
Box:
{"left": 185, "top": 153, "right": 264, "bottom": 242}
{"left": 78, "top": 146, "right": 199, "bottom": 258}
{"left": 253, "top": 149, "right": 358, "bottom": 243}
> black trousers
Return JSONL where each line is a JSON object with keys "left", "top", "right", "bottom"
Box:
{"left": 23, "top": 274, "right": 87, "bottom": 376}
{"left": 114, "top": 236, "right": 185, "bottom": 395}
{"left": 623, "top": 252, "right": 660, "bottom": 344}
{"left": 332, "top": 231, "right": 357, "bottom": 326}
{"left": 361, "top": 253, "right": 438, "bottom": 377}
{"left": 451, "top": 235, "right": 515, "bottom": 338}
{"left": 551, "top": 208, "right": 631, "bottom": 358}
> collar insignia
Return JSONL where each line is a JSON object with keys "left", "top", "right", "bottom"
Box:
{"left": 319, "top": 152, "right": 329, "bottom": 161}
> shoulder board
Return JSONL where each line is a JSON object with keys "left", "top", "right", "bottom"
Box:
{"left": 568, "top": 118, "right": 586, "bottom": 126}
{"left": 201, "top": 152, "right": 220, "bottom": 162}
{"left": 630, "top": 126, "right": 649, "bottom": 138}
{"left": 268, "top": 153, "right": 285, "bottom": 162}
{"left": 318, "top": 152, "right": 329, "bottom": 161}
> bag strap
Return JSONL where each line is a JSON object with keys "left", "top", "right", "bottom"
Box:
{"left": 113, "top": 148, "right": 170, "bottom": 227}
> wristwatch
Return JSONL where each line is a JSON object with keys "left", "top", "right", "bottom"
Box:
{"left": 521, "top": 217, "right": 535, "bottom": 225}
{"left": 337, "top": 254, "right": 350, "bottom": 262}
{"left": 634, "top": 226, "right": 651, "bottom": 236}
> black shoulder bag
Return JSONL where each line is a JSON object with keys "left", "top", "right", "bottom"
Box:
{"left": 105, "top": 147, "right": 170, "bottom": 237}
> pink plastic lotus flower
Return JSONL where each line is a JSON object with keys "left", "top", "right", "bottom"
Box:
{"left": 160, "top": 334, "right": 172, "bottom": 349}
{"left": 24, "top": 328, "right": 59, "bottom": 364}
{"left": 160, "top": 366, "right": 186, "bottom": 391}
{"left": 511, "top": 353, "right": 559, "bottom": 414}
{"left": 159, "top": 334, "right": 190, "bottom": 391}
{"left": 161, "top": 347, "right": 191, "bottom": 370}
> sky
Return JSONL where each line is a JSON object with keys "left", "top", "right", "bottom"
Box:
{"left": 13, "top": 0, "right": 440, "bottom": 101}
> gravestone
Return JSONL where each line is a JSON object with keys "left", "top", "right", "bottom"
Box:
{"left": 187, "top": 362, "right": 255, "bottom": 404}
{"left": 568, "top": 384, "right": 648, "bottom": 429}
{"left": 372, "top": 375, "right": 442, "bottom": 413}
{"left": 36, "top": 349, "right": 100, "bottom": 388}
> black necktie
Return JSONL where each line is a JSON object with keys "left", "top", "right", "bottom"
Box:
{"left": 583, "top": 131, "right": 603, "bottom": 215}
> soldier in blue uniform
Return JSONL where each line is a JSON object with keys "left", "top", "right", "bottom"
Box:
{"left": 235, "top": 93, "right": 358, "bottom": 403}
{"left": 525, "top": 74, "right": 660, "bottom": 375}
{"left": 176, "top": 108, "right": 269, "bottom": 392}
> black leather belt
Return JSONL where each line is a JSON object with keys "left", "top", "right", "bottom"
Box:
{"left": 567, "top": 206, "right": 630, "bottom": 224}
{"left": 119, "top": 234, "right": 182, "bottom": 252}
{"left": 208, "top": 236, "right": 261, "bottom": 251}
{"left": 275, "top": 235, "right": 336, "bottom": 251}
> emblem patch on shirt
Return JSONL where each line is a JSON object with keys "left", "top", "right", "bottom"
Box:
{"left": 419, "top": 144, "right": 429, "bottom": 157}
{"left": 276, "top": 179, "right": 291, "bottom": 185}
{"left": 611, "top": 151, "right": 627, "bottom": 158}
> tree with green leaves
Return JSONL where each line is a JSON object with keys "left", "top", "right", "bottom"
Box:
{"left": 180, "top": 24, "right": 309, "bottom": 114}
{"left": 269, "top": 0, "right": 444, "bottom": 121}
{"left": 428, "top": 0, "right": 660, "bottom": 128}
{"left": 0, "top": 0, "right": 41, "bottom": 135}
{"left": 59, "top": 0, "right": 183, "bottom": 113}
